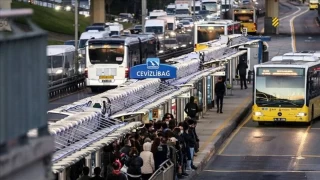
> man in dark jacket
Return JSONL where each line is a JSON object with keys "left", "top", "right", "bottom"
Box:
{"left": 215, "top": 77, "right": 226, "bottom": 113}
{"left": 184, "top": 96, "right": 199, "bottom": 120}
{"left": 236, "top": 59, "right": 248, "bottom": 89}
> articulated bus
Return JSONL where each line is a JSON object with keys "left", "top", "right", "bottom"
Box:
{"left": 85, "top": 35, "right": 157, "bottom": 92}
{"left": 233, "top": 6, "right": 257, "bottom": 34}
{"left": 194, "top": 20, "right": 241, "bottom": 50}
{"left": 252, "top": 55, "right": 320, "bottom": 125}
{"left": 309, "top": 0, "right": 318, "bottom": 10}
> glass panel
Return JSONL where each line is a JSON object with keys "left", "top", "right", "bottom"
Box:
{"left": 88, "top": 43, "right": 124, "bottom": 64}
{"left": 197, "top": 26, "right": 225, "bottom": 43}
{"left": 145, "top": 26, "right": 163, "bottom": 34}
{"left": 255, "top": 75, "right": 305, "bottom": 107}
{"left": 234, "top": 13, "right": 254, "bottom": 23}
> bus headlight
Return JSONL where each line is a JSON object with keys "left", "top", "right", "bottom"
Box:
{"left": 297, "top": 112, "right": 307, "bottom": 117}
{"left": 55, "top": 69, "right": 63, "bottom": 74}
{"left": 254, "top": 112, "right": 262, "bottom": 116}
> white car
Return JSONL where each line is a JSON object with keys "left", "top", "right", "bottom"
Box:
{"left": 180, "top": 20, "right": 193, "bottom": 28}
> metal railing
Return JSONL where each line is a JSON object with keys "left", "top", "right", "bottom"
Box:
{"left": 149, "top": 159, "right": 175, "bottom": 180}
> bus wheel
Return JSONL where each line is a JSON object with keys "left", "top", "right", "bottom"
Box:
{"left": 258, "top": 122, "right": 265, "bottom": 126}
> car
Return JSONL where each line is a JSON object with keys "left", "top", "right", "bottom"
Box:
{"left": 179, "top": 20, "right": 192, "bottom": 28}
{"left": 134, "top": 25, "right": 143, "bottom": 30}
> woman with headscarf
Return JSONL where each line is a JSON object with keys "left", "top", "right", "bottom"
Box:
{"left": 140, "top": 142, "right": 155, "bottom": 180}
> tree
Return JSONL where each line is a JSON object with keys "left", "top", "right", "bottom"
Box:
{"left": 106, "top": 0, "right": 114, "bottom": 20}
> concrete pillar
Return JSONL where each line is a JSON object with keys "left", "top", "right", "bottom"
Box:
{"left": 95, "top": 149, "right": 101, "bottom": 168}
{"left": 264, "top": 0, "right": 279, "bottom": 34}
{"left": 90, "top": 0, "right": 105, "bottom": 24}
{"left": 59, "top": 169, "right": 67, "bottom": 180}
{"left": 0, "top": 0, "right": 11, "bottom": 9}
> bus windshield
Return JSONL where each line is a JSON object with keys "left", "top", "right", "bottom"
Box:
{"left": 191, "top": 6, "right": 201, "bottom": 11}
{"left": 48, "top": 56, "right": 63, "bottom": 68}
{"left": 234, "top": 13, "right": 254, "bottom": 22}
{"left": 166, "top": 8, "right": 175, "bottom": 14}
{"left": 145, "top": 26, "right": 163, "bottom": 34}
{"left": 202, "top": 3, "right": 217, "bottom": 12}
{"left": 197, "top": 26, "right": 225, "bottom": 43}
{"left": 79, "top": 39, "right": 88, "bottom": 49}
{"left": 255, "top": 68, "right": 305, "bottom": 107}
{"left": 88, "top": 43, "right": 124, "bottom": 64}
{"left": 176, "top": 9, "right": 190, "bottom": 15}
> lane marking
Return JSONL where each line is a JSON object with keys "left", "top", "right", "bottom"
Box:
{"left": 290, "top": 7, "right": 310, "bottom": 52}
{"left": 260, "top": 3, "right": 302, "bottom": 34}
{"left": 241, "top": 126, "right": 309, "bottom": 129}
{"left": 219, "top": 154, "right": 294, "bottom": 157}
{"left": 296, "top": 125, "right": 311, "bottom": 158}
{"left": 199, "top": 96, "right": 251, "bottom": 152}
{"left": 203, "top": 169, "right": 320, "bottom": 173}
{"left": 218, "top": 114, "right": 251, "bottom": 154}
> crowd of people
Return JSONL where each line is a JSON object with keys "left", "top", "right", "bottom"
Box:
{"left": 76, "top": 96, "right": 203, "bottom": 180}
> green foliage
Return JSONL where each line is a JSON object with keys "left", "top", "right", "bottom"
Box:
{"left": 12, "top": 1, "right": 90, "bottom": 35}
{"left": 48, "top": 40, "right": 64, "bottom": 45}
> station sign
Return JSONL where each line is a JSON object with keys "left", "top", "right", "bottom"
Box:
{"left": 212, "top": 71, "right": 226, "bottom": 76}
{"left": 130, "top": 57, "right": 177, "bottom": 79}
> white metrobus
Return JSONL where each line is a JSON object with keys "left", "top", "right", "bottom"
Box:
{"left": 85, "top": 35, "right": 158, "bottom": 92}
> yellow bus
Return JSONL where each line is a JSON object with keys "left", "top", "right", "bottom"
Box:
{"left": 233, "top": 6, "right": 257, "bottom": 34}
{"left": 252, "top": 54, "right": 320, "bottom": 125}
{"left": 309, "top": 0, "right": 318, "bottom": 10}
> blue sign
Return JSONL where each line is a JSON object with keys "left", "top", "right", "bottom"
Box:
{"left": 130, "top": 58, "right": 177, "bottom": 79}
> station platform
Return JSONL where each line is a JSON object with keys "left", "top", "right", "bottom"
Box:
{"left": 186, "top": 84, "right": 253, "bottom": 179}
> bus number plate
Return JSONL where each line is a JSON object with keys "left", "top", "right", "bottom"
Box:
{"left": 102, "top": 80, "right": 112, "bottom": 83}
{"left": 99, "top": 75, "right": 114, "bottom": 80}
{"left": 274, "top": 118, "right": 286, "bottom": 121}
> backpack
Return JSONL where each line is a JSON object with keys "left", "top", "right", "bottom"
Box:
{"left": 187, "top": 103, "right": 198, "bottom": 117}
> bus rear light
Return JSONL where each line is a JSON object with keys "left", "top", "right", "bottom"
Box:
{"left": 84, "top": 68, "right": 88, "bottom": 78}
{"left": 254, "top": 23, "right": 257, "bottom": 29}
{"left": 125, "top": 68, "right": 129, "bottom": 78}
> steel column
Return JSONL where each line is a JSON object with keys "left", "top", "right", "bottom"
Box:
{"left": 85, "top": 155, "right": 92, "bottom": 176}
{"left": 202, "top": 77, "right": 207, "bottom": 114}
{"left": 95, "top": 149, "right": 101, "bottom": 168}
{"left": 59, "top": 169, "right": 66, "bottom": 180}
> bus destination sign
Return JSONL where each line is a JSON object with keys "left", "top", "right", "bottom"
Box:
{"left": 258, "top": 68, "right": 304, "bottom": 76}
